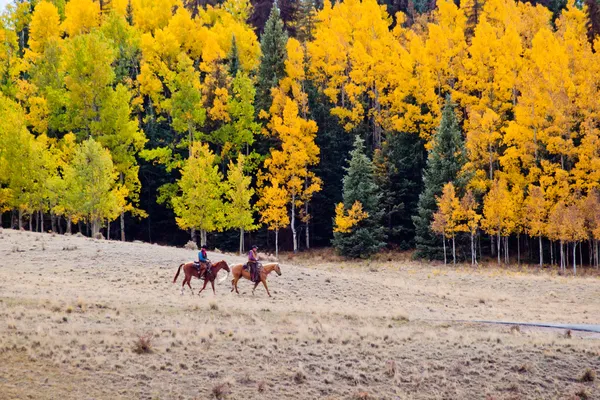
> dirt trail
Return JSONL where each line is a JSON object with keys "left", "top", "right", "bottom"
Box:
{"left": 1, "top": 229, "right": 599, "bottom": 399}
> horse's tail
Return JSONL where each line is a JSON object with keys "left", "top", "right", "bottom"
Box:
{"left": 173, "top": 263, "right": 184, "bottom": 284}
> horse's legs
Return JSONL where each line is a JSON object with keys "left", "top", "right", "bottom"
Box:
{"left": 232, "top": 276, "right": 240, "bottom": 294}
{"left": 181, "top": 275, "right": 187, "bottom": 295}
{"left": 261, "top": 279, "right": 272, "bottom": 297}
{"left": 210, "top": 280, "right": 215, "bottom": 295}
{"left": 251, "top": 281, "right": 260, "bottom": 295}
{"left": 198, "top": 279, "right": 208, "bottom": 295}
{"left": 186, "top": 277, "right": 194, "bottom": 295}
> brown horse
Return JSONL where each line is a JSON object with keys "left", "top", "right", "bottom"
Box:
{"left": 173, "top": 260, "right": 230, "bottom": 295}
{"left": 230, "top": 263, "right": 281, "bottom": 297}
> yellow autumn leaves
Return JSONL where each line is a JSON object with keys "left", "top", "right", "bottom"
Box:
{"left": 334, "top": 201, "right": 369, "bottom": 234}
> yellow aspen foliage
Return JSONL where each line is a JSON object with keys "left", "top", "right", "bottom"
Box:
{"left": 482, "top": 177, "right": 516, "bottom": 263}
{"left": 307, "top": 0, "right": 411, "bottom": 145}
{"left": 333, "top": 201, "right": 368, "bottom": 233}
{"left": 523, "top": 185, "right": 547, "bottom": 239}
{"left": 431, "top": 182, "right": 462, "bottom": 263}
{"left": 257, "top": 178, "right": 289, "bottom": 257}
{"left": 62, "top": 0, "right": 101, "bottom": 37}
{"left": 172, "top": 142, "right": 225, "bottom": 234}
{"left": 458, "top": 189, "right": 481, "bottom": 236}
{"left": 131, "top": 0, "right": 182, "bottom": 34}
{"left": 28, "top": 1, "right": 61, "bottom": 54}
{"left": 431, "top": 182, "right": 461, "bottom": 239}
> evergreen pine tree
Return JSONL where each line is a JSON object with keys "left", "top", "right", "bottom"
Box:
{"left": 294, "top": 0, "right": 317, "bottom": 43}
{"left": 256, "top": 2, "right": 288, "bottom": 114}
{"left": 333, "top": 136, "right": 386, "bottom": 258}
{"left": 228, "top": 35, "right": 240, "bottom": 78}
{"left": 374, "top": 131, "right": 426, "bottom": 249}
{"left": 413, "top": 96, "right": 467, "bottom": 260}
{"left": 126, "top": 0, "right": 134, "bottom": 26}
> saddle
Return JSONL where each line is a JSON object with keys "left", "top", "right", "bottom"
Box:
{"left": 244, "top": 262, "right": 262, "bottom": 283}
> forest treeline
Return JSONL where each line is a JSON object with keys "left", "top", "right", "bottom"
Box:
{"left": 1, "top": 0, "right": 600, "bottom": 271}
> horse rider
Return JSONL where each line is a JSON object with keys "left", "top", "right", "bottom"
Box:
{"left": 197, "top": 245, "right": 212, "bottom": 279}
{"left": 247, "top": 245, "right": 260, "bottom": 282}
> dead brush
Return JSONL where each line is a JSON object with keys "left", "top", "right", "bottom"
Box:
{"left": 351, "top": 391, "right": 372, "bottom": 400}
{"left": 257, "top": 380, "right": 266, "bottom": 393}
{"left": 293, "top": 364, "right": 307, "bottom": 384}
{"left": 391, "top": 314, "right": 409, "bottom": 323}
{"left": 513, "top": 363, "right": 532, "bottom": 373}
{"left": 579, "top": 368, "right": 596, "bottom": 383}
{"left": 385, "top": 360, "right": 397, "bottom": 378}
{"left": 184, "top": 240, "right": 197, "bottom": 250}
{"left": 132, "top": 333, "right": 154, "bottom": 354}
{"left": 573, "top": 386, "right": 590, "bottom": 400}
{"left": 565, "top": 329, "right": 573, "bottom": 339}
{"left": 212, "top": 382, "right": 231, "bottom": 400}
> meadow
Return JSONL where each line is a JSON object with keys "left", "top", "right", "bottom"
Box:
{"left": 0, "top": 228, "right": 599, "bottom": 399}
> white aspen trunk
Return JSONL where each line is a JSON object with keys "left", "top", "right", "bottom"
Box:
{"left": 200, "top": 229, "right": 207, "bottom": 246}
{"left": 40, "top": 210, "right": 44, "bottom": 233}
{"left": 443, "top": 234, "right": 447, "bottom": 265}
{"left": 471, "top": 232, "right": 475, "bottom": 266}
{"left": 119, "top": 174, "right": 125, "bottom": 241}
{"left": 560, "top": 240, "right": 564, "bottom": 271}
{"left": 517, "top": 234, "right": 520, "bottom": 266}
{"left": 191, "top": 228, "right": 195, "bottom": 241}
{"left": 239, "top": 228, "right": 244, "bottom": 255}
{"left": 305, "top": 184, "right": 310, "bottom": 250}
{"left": 291, "top": 193, "right": 298, "bottom": 253}
{"left": 67, "top": 218, "right": 72, "bottom": 234}
{"left": 275, "top": 229, "right": 279, "bottom": 259}
{"left": 573, "top": 242, "right": 577, "bottom": 276}
{"left": 120, "top": 212, "right": 125, "bottom": 241}
{"left": 596, "top": 239, "right": 599, "bottom": 269}
{"left": 305, "top": 205, "right": 310, "bottom": 250}
{"left": 107, "top": 220, "right": 111, "bottom": 240}
{"left": 497, "top": 232, "right": 501, "bottom": 265}
{"left": 452, "top": 236, "right": 456, "bottom": 265}
{"left": 539, "top": 236, "right": 543, "bottom": 267}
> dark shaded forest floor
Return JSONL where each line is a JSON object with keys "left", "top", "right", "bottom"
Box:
{"left": 1, "top": 228, "right": 599, "bottom": 399}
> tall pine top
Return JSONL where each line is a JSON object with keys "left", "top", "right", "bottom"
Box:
{"left": 256, "top": 2, "right": 288, "bottom": 113}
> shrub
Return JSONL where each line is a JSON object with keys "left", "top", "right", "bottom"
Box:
{"left": 133, "top": 333, "right": 153, "bottom": 354}
{"left": 212, "top": 382, "right": 231, "bottom": 400}
{"left": 580, "top": 368, "right": 596, "bottom": 383}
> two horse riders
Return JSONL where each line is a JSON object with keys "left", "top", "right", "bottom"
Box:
{"left": 195, "top": 245, "right": 212, "bottom": 279}
{"left": 196, "top": 244, "right": 261, "bottom": 282}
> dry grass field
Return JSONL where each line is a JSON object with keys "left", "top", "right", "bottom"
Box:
{"left": 0, "top": 228, "right": 599, "bottom": 400}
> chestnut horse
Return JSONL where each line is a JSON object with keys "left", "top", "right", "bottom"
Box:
{"left": 173, "top": 260, "right": 230, "bottom": 295}
{"left": 230, "top": 263, "right": 281, "bottom": 297}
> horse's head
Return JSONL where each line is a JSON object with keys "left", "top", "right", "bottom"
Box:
{"left": 214, "top": 260, "right": 230, "bottom": 284}
{"left": 211, "top": 260, "right": 229, "bottom": 271}
{"left": 221, "top": 261, "right": 231, "bottom": 273}
{"left": 274, "top": 264, "right": 282, "bottom": 276}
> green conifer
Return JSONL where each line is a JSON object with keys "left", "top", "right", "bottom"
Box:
{"left": 333, "top": 136, "right": 386, "bottom": 258}
{"left": 413, "top": 96, "right": 467, "bottom": 260}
